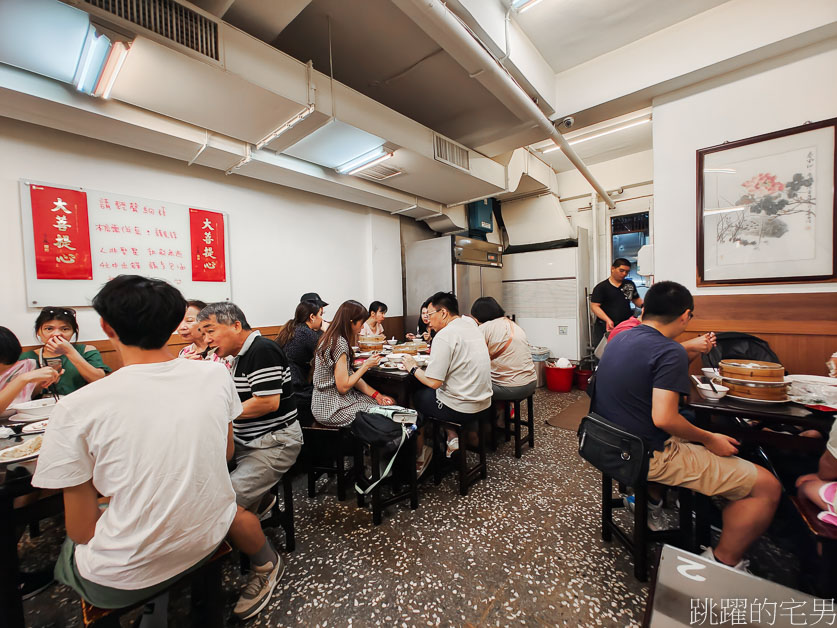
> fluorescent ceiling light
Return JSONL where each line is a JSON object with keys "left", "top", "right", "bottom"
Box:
{"left": 94, "top": 41, "right": 129, "bottom": 99}
{"left": 336, "top": 147, "right": 394, "bottom": 175}
{"left": 284, "top": 120, "right": 385, "bottom": 169}
{"left": 256, "top": 104, "right": 315, "bottom": 150}
{"left": 513, "top": 0, "right": 545, "bottom": 13}
{"left": 542, "top": 117, "right": 651, "bottom": 154}
{"left": 74, "top": 25, "right": 111, "bottom": 94}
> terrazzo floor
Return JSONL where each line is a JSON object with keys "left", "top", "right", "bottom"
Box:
{"left": 19, "top": 388, "right": 805, "bottom": 627}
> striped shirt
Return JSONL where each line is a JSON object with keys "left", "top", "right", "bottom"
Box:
{"left": 232, "top": 332, "right": 297, "bottom": 441}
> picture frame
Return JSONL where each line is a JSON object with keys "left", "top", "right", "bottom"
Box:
{"left": 696, "top": 117, "right": 836, "bottom": 286}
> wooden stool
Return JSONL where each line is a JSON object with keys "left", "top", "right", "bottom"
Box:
{"left": 579, "top": 413, "right": 695, "bottom": 581}
{"left": 429, "top": 410, "right": 489, "bottom": 496}
{"left": 302, "top": 423, "right": 355, "bottom": 500}
{"left": 81, "top": 541, "right": 232, "bottom": 627}
{"left": 791, "top": 495, "right": 837, "bottom": 597}
{"left": 500, "top": 394, "right": 535, "bottom": 458}
{"left": 261, "top": 473, "right": 295, "bottom": 552}
{"left": 354, "top": 431, "right": 419, "bottom": 525}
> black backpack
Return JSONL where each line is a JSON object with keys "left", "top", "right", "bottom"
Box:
{"left": 702, "top": 332, "right": 780, "bottom": 367}
{"left": 350, "top": 411, "right": 411, "bottom": 496}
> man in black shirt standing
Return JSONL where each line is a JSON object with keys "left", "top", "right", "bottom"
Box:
{"left": 590, "top": 257, "right": 643, "bottom": 348}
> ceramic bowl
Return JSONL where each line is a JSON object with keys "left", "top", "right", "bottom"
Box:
{"left": 696, "top": 383, "right": 729, "bottom": 400}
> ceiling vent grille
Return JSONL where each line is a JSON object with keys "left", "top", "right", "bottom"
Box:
{"left": 357, "top": 164, "right": 403, "bottom": 181}
{"left": 81, "top": 0, "right": 219, "bottom": 61}
{"left": 433, "top": 134, "right": 470, "bottom": 172}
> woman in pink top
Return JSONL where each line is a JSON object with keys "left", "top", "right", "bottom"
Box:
{"left": 177, "top": 300, "right": 228, "bottom": 366}
{"left": 470, "top": 297, "right": 537, "bottom": 401}
{"left": 0, "top": 326, "right": 61, "bottom": 413}
{"left": 360, "top": 301, "right": 387, "bottom": 337}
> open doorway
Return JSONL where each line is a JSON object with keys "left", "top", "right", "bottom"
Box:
{"left": 610, "top": 211, "right": 650, "bottom": 300}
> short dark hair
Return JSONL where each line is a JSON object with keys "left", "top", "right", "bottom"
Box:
{"left": 368, "top": 301, "right": 388, "bottom": 315}
{"left": 642, "top": 281, "right": 694, "bottom": 324}
{"left": 196, "top": 302, "right": 251, "bottom": 330}
{"left": 186, "top": 299, "right": 207, "bottom": 311}
{"left": 470, "top": 296, "right": 505, "bottom": 323}
{"left": 612, "top": 258, "right": 631, "bottom": 269}
{"left": 0, "top": 327, "right": 22, "bottom": 365}
{"left": 429, "top": 291, "right": 459, "bottom": 316}
{"left": 35, "top": 306, "right": 79, "bottom": 339}
{"left": 92, "top": 275, "right": 187, "bottom": 349}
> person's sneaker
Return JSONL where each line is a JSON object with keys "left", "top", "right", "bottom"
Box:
{"left": 700, "top": 546, "right": 751, "bottom": 573}
{"left": 647, "top": 498, "right": 665, "bottom": 531}
{"left": 256, "top": 493, "right": 277, "bottom": 522}
{"left": 233, "top": 555, "right": 285, "bottom": 620}
{"left": 622, "top": 494, "right": 636, "bottom": 512}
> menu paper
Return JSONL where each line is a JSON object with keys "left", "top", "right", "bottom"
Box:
{"left": 29, "top": 185, "right": 93, "bottom": 280}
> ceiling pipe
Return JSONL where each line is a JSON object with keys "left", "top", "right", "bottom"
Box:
{"left": 393, "top": 0, "right": 615, "bottom": 209}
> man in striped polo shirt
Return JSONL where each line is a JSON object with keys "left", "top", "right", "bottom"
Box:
{"left": 197, "top": 302, "right": 302, "bottom": 617}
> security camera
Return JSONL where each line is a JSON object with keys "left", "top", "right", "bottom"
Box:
{"left": 560, "top": 117, "right": 574, "bottom": 129}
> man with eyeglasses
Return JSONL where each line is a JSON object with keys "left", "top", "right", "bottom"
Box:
{"left": 591, "top": 281, "right": 780, "bottom": 572}
{"left": 402, "top": 292, "right": 492, "bottom": 458}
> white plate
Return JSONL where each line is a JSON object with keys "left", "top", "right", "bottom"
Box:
{"left": 22, "top": 420, "right": 49, "bottom": 434}
{"left": 8, "top": 413, "right": 52, "bottom": 423}
{"left": 0, "top": 436, "right": 43, "bottom": 464}
{"left": 788, "top": 375, "right": 837, "bottom": 387}
{"left": 726, "top": 394, "right": 789, "bottom": 404}
{"left": 10, "top": 398, "right": 56, "bottom": 417}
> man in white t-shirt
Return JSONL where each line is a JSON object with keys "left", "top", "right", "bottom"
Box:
{"left": 32, "top": 275, "right": 284, "bottom": 623}
{"left": 402, "top": 291, "right": 492, "bottom": 457}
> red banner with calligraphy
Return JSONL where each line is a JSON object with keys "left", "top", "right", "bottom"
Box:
{"left": 30, "top": 185, "right": 93, "bottom": 280}
{"left": 189, "top": 208, "right": 226, "bottom": 282}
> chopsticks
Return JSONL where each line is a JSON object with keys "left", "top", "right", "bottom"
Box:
{"left": 704, "top": 334, "right": 720, "bottom": 392}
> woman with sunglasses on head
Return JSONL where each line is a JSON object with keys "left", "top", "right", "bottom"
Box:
{"left": 19, "top": 307, "right": 110, "bottom": 397}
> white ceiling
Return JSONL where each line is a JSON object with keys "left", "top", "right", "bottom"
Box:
{"left": 515, "top": 0, "right": 732, "bottom": 73}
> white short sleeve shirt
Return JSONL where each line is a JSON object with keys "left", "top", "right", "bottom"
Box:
{"left": 425, "top": 317, "right": 492, "bottom": 413}
{"left": 33, "top": 359, "right": 241, "bottom": 590}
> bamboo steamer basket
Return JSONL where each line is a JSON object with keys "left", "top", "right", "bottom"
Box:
{"left": 358, "top": 335, "right": 385, "bottom": 352}
{"left": 721, "top": 380, "right": 788, "bottom": 401}
{"left": 718, "top": 359, "right": 784, "bottom": 383}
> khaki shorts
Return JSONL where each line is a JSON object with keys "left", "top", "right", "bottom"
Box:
{"left": 647, "top": 437, "right": 757, "bottom": 501}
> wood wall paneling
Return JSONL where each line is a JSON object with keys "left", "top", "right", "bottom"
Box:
{"left": 681, "top": 293, "right": 836, "bottom": 376}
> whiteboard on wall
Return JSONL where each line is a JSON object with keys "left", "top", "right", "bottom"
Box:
{"left": 19, "top": 180, "right": 232, "bottom": 307}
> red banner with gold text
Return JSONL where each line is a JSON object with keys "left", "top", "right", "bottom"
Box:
{"left": 189, "top": 208, "right": 226, "bottom": 282}
{"left": 30, "top": 185, "right": 93, "bottom": 280}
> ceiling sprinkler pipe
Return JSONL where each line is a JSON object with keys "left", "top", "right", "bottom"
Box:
{"left": 394, "top": 0, "right": 615, "bottom": 209}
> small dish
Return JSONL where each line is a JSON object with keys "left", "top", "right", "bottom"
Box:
{"left": 701, "top": 368, "right": 719, "bottom": 378}
{"left": 696, "top": 382, "right": 729, "bottom": 400}
{"left": 387, "top": 339, "right": 398, "bottom": 346}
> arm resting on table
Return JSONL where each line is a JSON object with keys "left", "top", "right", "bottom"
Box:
{"left": 652, "top": 388, "right": 739, "bottom": 456}
{"left": 239, "top": 394, "right": 280, "bottom": 419}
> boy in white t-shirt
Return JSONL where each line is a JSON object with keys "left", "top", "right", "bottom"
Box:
{"left": 402, "top": 292, "right": 492, "bottom": 457}
{"left": 32, "top": 275, "right": 283, "bottom": 622}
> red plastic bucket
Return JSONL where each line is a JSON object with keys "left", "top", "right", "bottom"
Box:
{"left": 575, "top": 369, "right": 594, "bottom": 391}
{"left": 546, "top": 364, "right": 576, "bottom": 392}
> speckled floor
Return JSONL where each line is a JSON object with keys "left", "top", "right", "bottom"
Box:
{"left": 19, "top": 388, "right": 806, "bottom": 627}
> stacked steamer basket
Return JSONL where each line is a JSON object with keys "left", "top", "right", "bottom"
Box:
{"left": 717, "top": 360, "right": 788, "bottom": 402}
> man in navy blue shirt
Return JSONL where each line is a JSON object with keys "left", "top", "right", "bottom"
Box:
{"left": 592, "top": 281, "right": 780, "bottom": 571}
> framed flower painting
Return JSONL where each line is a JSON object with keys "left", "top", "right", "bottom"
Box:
{"left": 696, "top": 118, "right": 836, "bottom": 285}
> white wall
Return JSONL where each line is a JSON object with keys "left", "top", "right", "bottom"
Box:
{"left": 0, "top": 117, "right": 403, "bottom": 343}
{"left": 555, "top": 149, "right": 653, "bottom": 289}
{"left": 653, "top": 39, "right": 837, "bottom": 295}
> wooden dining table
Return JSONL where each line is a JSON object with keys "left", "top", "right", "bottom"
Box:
{"left": 0, "top": 423, "right": 46, "bottom": 628}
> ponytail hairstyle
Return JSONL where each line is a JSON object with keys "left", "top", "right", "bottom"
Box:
{"left": 276, "top": 301, "right": 321, "bottom": 347}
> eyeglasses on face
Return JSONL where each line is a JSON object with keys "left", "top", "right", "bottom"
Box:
{"left": 426, "top": 309, "right": 442, "bottom": 318}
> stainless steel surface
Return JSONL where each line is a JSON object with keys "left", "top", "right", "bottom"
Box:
{"left": 533, "top": 361, "right": 546, "bottom": 388}
{"left": 480, "top": 266, "right": 503, "bottom": 303}
{"left": 454, "top": 264, "right": 482, "bottom": 314}
{"left": 453, "top": 235, "right": 503, "bottom": 267}
{"left": 405, "top": 237, "right": 454, "bottom": 332}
